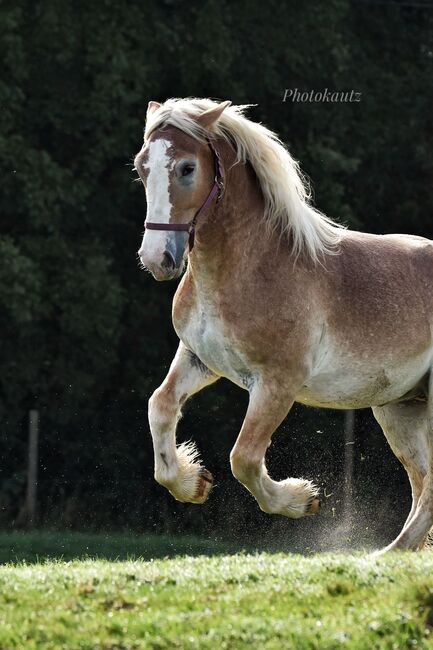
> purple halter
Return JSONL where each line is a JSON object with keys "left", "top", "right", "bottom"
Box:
{"left": 144, "top": 137, "right": 225, "bottom": 251}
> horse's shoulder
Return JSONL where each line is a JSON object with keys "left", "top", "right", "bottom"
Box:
{"left": 172, "top": 272, "right": 197, "bottom": 327}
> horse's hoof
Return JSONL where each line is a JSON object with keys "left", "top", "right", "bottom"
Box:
{"left": 307, "top": 497, "right": 321, "bottom": 515}
{"left": 193, "top": 468, "right": 214, "bottom": 503}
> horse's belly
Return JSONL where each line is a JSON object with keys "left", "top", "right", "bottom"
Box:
{"left": 296, "top": 351, "right": 432, "bottom": 409}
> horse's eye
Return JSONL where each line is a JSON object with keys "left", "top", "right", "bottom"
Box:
{"left": 181, "top": 164, "right": 195, "bottom": 177}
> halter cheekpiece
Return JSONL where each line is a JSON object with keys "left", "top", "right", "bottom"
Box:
{"left": 144, "top": 137, "right": 224, "bottom": 251}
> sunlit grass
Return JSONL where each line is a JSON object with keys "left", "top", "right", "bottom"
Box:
{"left": 0, "top": 533, "right": 432, "bottom": 648}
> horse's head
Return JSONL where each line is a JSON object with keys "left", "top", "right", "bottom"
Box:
{"left": 135, "top": 100, "right": 230, "bottom": 281}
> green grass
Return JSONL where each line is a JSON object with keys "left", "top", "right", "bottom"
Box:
{"left": 0, "top": 530, "right": 242, "bottom": 564}
{"left": 1, "top": 533, "right": 433, "bottom": 648}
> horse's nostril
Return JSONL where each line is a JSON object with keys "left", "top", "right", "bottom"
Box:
{"left": 162, "top": 250, "right": 176, "bottom": 270}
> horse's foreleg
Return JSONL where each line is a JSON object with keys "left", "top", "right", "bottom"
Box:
{"left": 148, "top": 342, "right": 219, "bottom": 504}
{"left": 230, "top": 381, "right": 320, "bottom": 519}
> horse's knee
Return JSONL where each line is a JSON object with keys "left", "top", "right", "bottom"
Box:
{"left": 154, "top": 468, "right": 174, "bottom": 489}
{"left": 149, "top": 385, "right": 169, "bottom": 412}
{"left": 230, "top": 450, "right": 261, "bottom": 484}
{"left": 148, "top": 385, "right": 178, "bottom": 430}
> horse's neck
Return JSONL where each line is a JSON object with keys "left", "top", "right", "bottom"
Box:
{"left": 187, "top": 150, "right": 270, "bottom": 288}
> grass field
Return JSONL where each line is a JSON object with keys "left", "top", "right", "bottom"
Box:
{"left": 1, "top": 532, "right": 433, "bottom": 648}
{"left": 0, "top": 530, "right": 242, "bottom": 564}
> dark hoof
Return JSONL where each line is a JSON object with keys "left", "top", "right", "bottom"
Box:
{"left": 307, "top": 497, "right": 321, "bottom": 515}
{"left": 199, "top": 468, "right": 213, "bottom": 484}
{"left": 194, "top": 468, "right": 214, "bottom": 502}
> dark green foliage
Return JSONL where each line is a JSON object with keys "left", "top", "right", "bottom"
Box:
{"left": 0, "top": 0, "right": 432, "bottom": 539}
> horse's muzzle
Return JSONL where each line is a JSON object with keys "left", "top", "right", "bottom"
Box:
{"left": 166, "top": 230, "right": 188, "bottom": 268}
{"left": 139, "top": 231, "right": 188, "bottom": 281}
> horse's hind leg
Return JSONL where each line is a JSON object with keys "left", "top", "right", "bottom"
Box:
{"left": 372, "top": 400, "right": 430, "bottom": 552}
{"left": 148, "top": 342, "right": 219, "bottom": 504}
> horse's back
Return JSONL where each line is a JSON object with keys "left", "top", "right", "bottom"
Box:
{"left": 322, "top": 230, "right": 433, "bottom": 346}
{"left": 330, "top": 230, "right": 433, "bottom": 307}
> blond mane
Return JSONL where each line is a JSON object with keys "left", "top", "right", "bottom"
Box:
{"left": 145, "top": 98, "right": 344, "bottom": 261}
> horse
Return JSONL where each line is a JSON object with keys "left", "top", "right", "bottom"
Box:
{"left": 135, "top": 97, "right": 433, "bottom": 553}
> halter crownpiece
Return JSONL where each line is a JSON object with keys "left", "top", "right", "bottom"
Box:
{"left": 144, "top": 137, "right": 225, "bottom": 251}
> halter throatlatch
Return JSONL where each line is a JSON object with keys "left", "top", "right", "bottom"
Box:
{"left": 144, "top": 137, "right": 225, "bottom": 251}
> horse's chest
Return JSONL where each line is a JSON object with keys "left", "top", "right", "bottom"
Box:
{"left": 173, "top": 289, "right": 251, "bottom": 387}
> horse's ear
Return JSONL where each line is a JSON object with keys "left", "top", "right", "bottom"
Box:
{"left": 147, "top": 101, "right": 161, "bottom": 116}
{"left": 196, "top": 101, "right": 231, "bottom": 129}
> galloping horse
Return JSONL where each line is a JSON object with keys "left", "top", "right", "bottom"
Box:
{"left": 135, "top": 98, "right": 433, "bottom": 553}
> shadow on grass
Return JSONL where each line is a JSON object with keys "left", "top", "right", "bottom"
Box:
{"left": 0, "top": 530, "right": 251, "bottom": 565}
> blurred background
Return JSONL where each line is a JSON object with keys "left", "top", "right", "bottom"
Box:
{"left": 1, "top": 0, "right": 433, "bottom": 552}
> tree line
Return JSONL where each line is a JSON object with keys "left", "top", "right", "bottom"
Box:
{"left": 1, "top": 0, "right": 432, "bottom": 542}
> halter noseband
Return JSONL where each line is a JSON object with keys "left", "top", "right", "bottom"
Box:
{"left": 144, "top": 137, "right": 224, "bottom": 251}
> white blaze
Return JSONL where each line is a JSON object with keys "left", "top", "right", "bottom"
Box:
{"left": 138, "top": 138, "right": 174, "bottom": 261}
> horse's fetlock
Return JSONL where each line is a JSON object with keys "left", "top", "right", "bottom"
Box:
{"left": 258, "top": 501, "right": 274, "bottom": 515}
{"left": 154, "top": 468, "right": 176, "bottom": 489}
